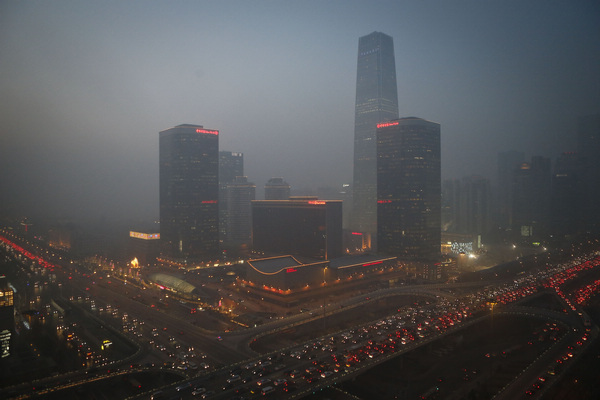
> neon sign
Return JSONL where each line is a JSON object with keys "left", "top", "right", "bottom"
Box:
{"left": 351, "top": 232, "right": 363, "bottom": 235}
{"left": 129, "top": 231, "right": 160, "bottom": 240}
{"left": 196, "top": 128, "right": 219, "bottom": 135}
{"left": 362, "top": 261, "right": 383, "bottom": 267}
{"left": 202, "top": 200, "right": 218, "bottom": 204}
{"left": 377, "top": 121, "right": 399, "bottom": 128}
{"left": 286, "top": 268, "right": 297, "bottom": 273}
{"left": 377, "top": 200, "right": 392, "bottom": 204}
{"left": 308, "top": 200, "right": 325, "bottom": 205}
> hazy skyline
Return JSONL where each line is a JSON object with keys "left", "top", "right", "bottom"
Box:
{"left": 1, "top": 1, "right": 599, "bottom": 224}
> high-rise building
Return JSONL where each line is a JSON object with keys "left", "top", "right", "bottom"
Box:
{"left": 219, "top": 151, "right": 244, "bottom": 244}
{"left": 352, "top": 32, "right": 399, "bottom": 244}
{"left": 577, "top": 114, "right": 600, "bottom": 231}
{"left": 0, "top": 277, "right": 14, "bottom": 359}
{"left": 377, "top": 117, "right": 441, "bottom": 260}
{"left": 252, "top": 198, "right": 343, "bottom": 260}
{"left": 442, "top": 179, "right": 461, "bottom": 233}
{"left": 551, "top": 152, "right": 584, "bottom": 235}
{"left": 219, "top": 151, "right": 244, "bottom": 185}
{"left": 459, "top": 175, "right": 492, "bottom": 236}
{"left": 159, "top": 124, "right": 219, "bottom": 263}
{"left": 496, "top": 150, "right": 524, "bottom": 229}
{"left": 264, "top": 177, "right": 291, "bottom": 200}
{"left": 512, "top": 156, "right": 552, "bottom": 239}
{"left": 223, "top": 176, "right": 255, "bottom": 253}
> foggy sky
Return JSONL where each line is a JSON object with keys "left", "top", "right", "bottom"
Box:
{"left": 1, "top": 1, "right": 599, "bottom": 224}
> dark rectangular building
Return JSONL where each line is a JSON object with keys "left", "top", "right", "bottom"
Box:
{"left": 252, "top": 198, "right": 343, "bottom": 260}
{"left": 377, "top": 117, "right": 441, "bottom": 260}
{"left": 159, "top": 124, "right": 219, "bottom": 263}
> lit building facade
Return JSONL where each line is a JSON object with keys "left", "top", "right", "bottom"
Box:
{"left": 244, "top": 254, "right": 397, "bottom": 295}
{"left": 0, "top": 278, "right": 14, "bottom": 359}
{"left": 252, "top": 198, "right": 343, "bottom": 260}
{"left": 128, "top": 231, "right": 160, "bottom": 266}
{"left": 159, "top": 124, "right": 219, "bottom": 263}
{"left": 352, "top": 31, "right": 399, "bottom": 243}
{"left": 377, "top": 117, "right": 441, "bottom": 260}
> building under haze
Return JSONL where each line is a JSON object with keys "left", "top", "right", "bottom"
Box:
{"left": 352, "top": 31, "right": 399, "bottom": 246}
{"left": 551, "top": 152, "right": 584, "bottom": 236}
{"left": 128, "top": 231, "right": 160, "bottom": 266}
{"left": 264, "top": 177, "right": 291, "bottom": 200}
{"left": 159, "top": 124, "right": 219, "bottom": 263}
{"left": 219, "top": 151, "right": 244, "bottom": 245}
{"left": 252, "top": 198, "right": 343, "bottom": 260}
{"left": 0, "top": 277, "right": 14, "bottom": 359}
{"left": 223, "top": 176, "right": 255, "bottom": 254}
{"left": 496, "top": 150, "right": 524, "bottom": 229}
{"left": 577, "top": 114, "right": 600, "bottom": 232}
{"left": 511, "top": 157, "right": 552, "bottom": 239}
{"left": 377, "top": 117, "right": 441, "bottom": 260}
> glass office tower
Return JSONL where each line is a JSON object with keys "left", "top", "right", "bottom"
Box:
{"left": 377, "top": 118, "right": 441, "bottom": 260}
{"left": 352, "top": 32, "right": 399, "bottom": 246}
{"left": 159, "top": 124, "right": 219, "bottom": 263}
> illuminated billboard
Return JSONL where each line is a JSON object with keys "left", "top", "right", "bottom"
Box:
{"left": 129, "top": 232, "right": 160, "bottom": 240}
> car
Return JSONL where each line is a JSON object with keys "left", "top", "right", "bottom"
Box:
{"left": 176, "top": 382, "right": 192, "bottom": 391}
{"left": 261, "top": 386, "right": 275, "bottom": 395}
{"left": 257, "top": 378, "right": 271, "bottom": 386}
{"left": 192, "top": 387, "right": 206, "bottom": 395}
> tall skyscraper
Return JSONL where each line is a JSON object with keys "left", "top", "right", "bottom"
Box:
{"left": 219, "top": 151, "right": 244, "bottom": 244}
{"left": 352, "top": 32, "right": 399, "bottom": 244}
{"left": 577, "top": 114, "right": 600, "bottom": 231}
{"left": 219, "top": 151, "right": 244, "bottom": 185}
{"left": 496, "top": 150, "right": 524, "bottom": 229}
{"left": 223, "top": 176, "right": 255, "bottom": 253}
{"left": 512, "top": 156, "right": 552, "bottom": 239}
{"left": 159, "top": 124, "right": 219, "bottom": 263}
{"left": 377, "top": 117, "right": 441, "bottom": 260}
{"left": 551, "top": 152, "right": 584, "bottom": 235}
{"left": 0, "top": 276, "right": 14, "bottom": 359}
{"left": 459, "top": 175, "right": 492, "bottom": 236}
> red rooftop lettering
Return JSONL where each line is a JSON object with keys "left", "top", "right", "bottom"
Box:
{"left": 196, "top": 128, "right": 219, "bottom": 135}
{"left": 377, "top": 121, "right": 399, "bottom": 128}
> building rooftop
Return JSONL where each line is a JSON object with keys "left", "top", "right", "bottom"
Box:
{"left": 328, "top": 254, "right": 396, "bottom": 270}
{"left": 247, "top": 256, "right": 301, "bottom": 274}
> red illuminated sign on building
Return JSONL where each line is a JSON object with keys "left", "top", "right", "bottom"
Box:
{"left": 377, "top": 200, "right": 392, "bottom": 204}
{"left": 377, "top": 121, "right": 399, "bottom": 129}
{"left": 362, "top": 261, "right": 383, "bottom": 267}
{"left": 286, "top": 268, "right": 298, "bottom": 273}
{"left": 202, "top": 200, "right": 218, "bottom": 204}
{"left": 308, "top": 200, "right": 326, "bottom": 205}
{"left": 196, "top": 128, "right": 219, "bottom": 135}
{"left": 351, "top": 232, "right": 363, "bottom": 235}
